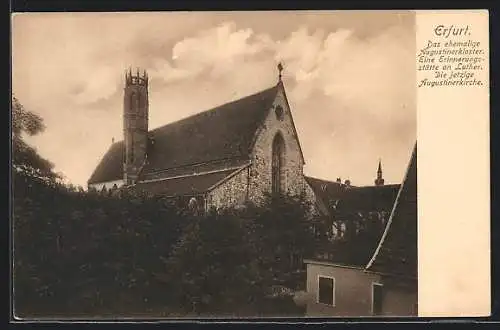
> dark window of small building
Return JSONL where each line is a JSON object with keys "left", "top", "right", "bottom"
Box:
{"left": 372, "top": 283, "right": 384, "bottom": 315}
{"left": 318, "top": 276, "right": 335, "bottom": 306}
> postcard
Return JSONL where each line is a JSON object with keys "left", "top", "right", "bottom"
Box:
{"left": 11, "top": 9, "right": 490, "bottom": 320}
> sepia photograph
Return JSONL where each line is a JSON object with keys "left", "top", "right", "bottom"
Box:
{"left": 12, "top": 10, "right": 419, "bottom": 319}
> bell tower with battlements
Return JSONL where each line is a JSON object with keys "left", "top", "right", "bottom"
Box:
{"left": 123, "top": 68, "right": 149, "bottom": 185}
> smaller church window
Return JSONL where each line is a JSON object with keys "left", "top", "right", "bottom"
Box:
{"left": 275, "top": 105, "right": 284, "bottom": 121}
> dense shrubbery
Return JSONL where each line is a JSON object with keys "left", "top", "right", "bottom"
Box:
{"left": 13, "top": 173, "right": 313, "bottom": 317}
{"left": 13, "top": 171, "right": 188, "bottom": 317}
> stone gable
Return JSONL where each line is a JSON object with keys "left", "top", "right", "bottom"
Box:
{"left": 247, "top": 85, "right": 310, "bottom": 204}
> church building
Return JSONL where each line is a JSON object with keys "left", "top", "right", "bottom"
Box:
{"left": 88, "top": 65, "right": 319, "bottom": 212}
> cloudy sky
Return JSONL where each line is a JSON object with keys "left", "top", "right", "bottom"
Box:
{"left": 12, "top": 11, "right": 416, "bottom": 188}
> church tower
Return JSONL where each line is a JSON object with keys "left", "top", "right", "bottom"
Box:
{"left": 374, "top": 159, "right": 385, "bottom": 186}
{"left": 123, "top": 68, "right": 149, "bottom": 185}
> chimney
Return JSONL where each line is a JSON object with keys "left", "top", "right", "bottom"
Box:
{"left": 336, "top": 177, "right": 341, "bottom": 183}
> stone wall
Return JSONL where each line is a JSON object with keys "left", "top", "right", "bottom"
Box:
{"left": 207, "top": 166, "right": 250, "bottom": 211}
{"left": 248, "top": 85, "right": 310, "bottom": 205}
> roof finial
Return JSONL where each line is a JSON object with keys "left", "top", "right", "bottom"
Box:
{"left": 277, "top": 62, "right": 284, "bottom": 82}
{"left": 112, "top": 137, "right": 115, "bottom": 144}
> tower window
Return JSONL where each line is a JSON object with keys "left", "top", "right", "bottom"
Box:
{"left": 272, "top": 133, "right": 286, "bottom": 195}
{"left": 136, "top": 93, "right": 141, "bottom": 109}
{"left": 130, "top": 92, "right": 137, "bottom": 110}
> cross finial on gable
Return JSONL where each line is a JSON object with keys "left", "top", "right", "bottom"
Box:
{"left": 277, "top": 62, "right": 284, "bottom": 82}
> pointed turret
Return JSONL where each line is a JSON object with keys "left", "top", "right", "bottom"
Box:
{"left": 375, "top": 159, "right": 385, "bottom": 186}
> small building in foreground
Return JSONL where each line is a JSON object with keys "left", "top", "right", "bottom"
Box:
{"left": 303, "top": 143, "right": 417, "bottom": 317}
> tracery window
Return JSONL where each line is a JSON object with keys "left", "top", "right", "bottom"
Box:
{"left": 271, "top": 133, "right": 286, "bottom": 195}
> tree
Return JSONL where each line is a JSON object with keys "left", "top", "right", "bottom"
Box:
{"left": 11, "top": 96, "right": 59, "bottom": 181}
{"left": 159, "top": 208, "right": 268, "bottom": 316}
{"left": 321, "top": 207, "right": 387, "bottom": 265}
{"left": 13, "top": 180, "right": 188, "bottom": 317}
{"left": 247, "top": 193, "right": 318, "bottom": 291}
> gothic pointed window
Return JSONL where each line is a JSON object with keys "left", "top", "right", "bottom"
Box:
{"left": 272, "top": 133, "right": 286, "bottom": 195}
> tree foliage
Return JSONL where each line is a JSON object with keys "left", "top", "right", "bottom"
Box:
{"left": 12, "top": 96, "right": 59, "bottom": 181}
{"left": 14, "top": 176, "right": 314, "bottom": 317}
{"left": 318, "top": 207, "right": 387, "bottom": 266}
{"left": 13, "top": 173, "right": 187, "bottom": 317}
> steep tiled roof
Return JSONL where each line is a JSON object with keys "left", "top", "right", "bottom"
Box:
{"left": 305, "top": 176, "right": 399, "bottom": 215}
{"left": 88, "top": 85, "right": 279, "bottom": 184}
{"left": 366, "top": 143, "right": 417, "bottom": 278}
{"left": 305, "top": 176, "right": 347, "bottom": 213}
{"left": 130, "top": 168, "right": 242, "bottom": 197}
{"left": 88, "top": 142, "right": 124, "bottom": 183}
{"left": 336, "top": 184, "right": 400, "bottom": 215}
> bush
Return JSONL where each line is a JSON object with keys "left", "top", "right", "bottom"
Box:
{"left": 13, "top": 175, "right": 315, "bottom": 318}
